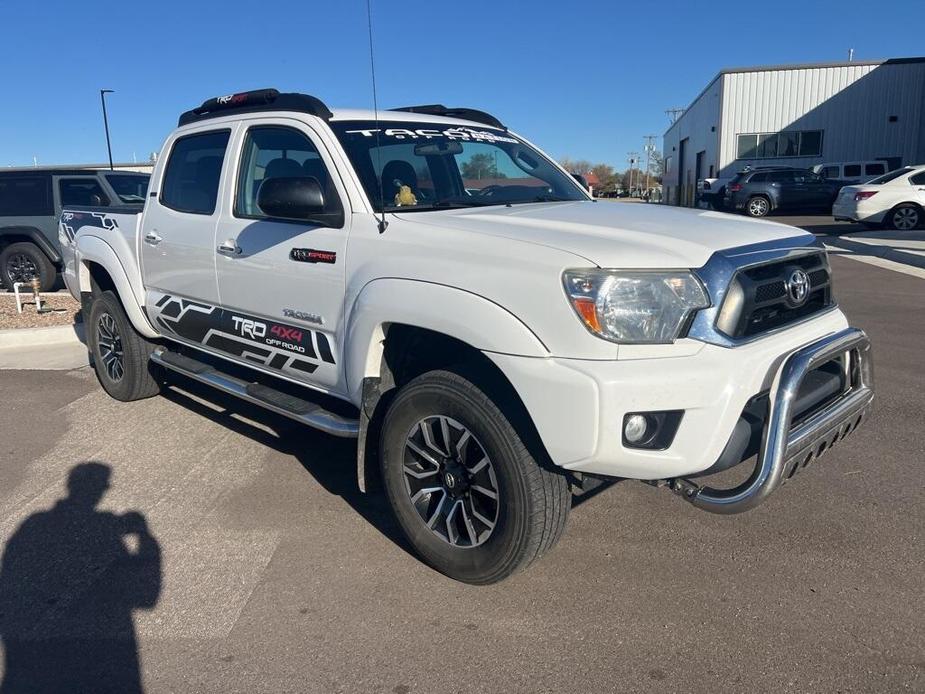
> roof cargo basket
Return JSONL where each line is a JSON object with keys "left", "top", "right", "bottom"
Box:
{"left": 178, "top": 89, "right": 333, "bottom": 126}
{"left": 389, "top": 104, "right": 505, "bottom": 130}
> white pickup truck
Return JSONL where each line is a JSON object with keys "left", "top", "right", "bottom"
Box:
{"left": 59, "top": 89, "right": 874, "bottom": 584}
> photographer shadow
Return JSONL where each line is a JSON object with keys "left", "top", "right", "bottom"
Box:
{"left": 0, "top": 462, "right": 160, "bottom": 694}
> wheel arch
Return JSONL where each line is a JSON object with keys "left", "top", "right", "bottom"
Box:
{"left": 345, "top": 278, "right": 549, "bottom": 404}
{"left": 76, "top": 236, "right": 158, "bottom": 339}
{"left": 347, "top": 279, "right": 554, "bottom": 493}
{"left": 0, "top": 226, "right": 61, "bottom": 264}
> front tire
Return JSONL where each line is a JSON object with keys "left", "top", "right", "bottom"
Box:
{"left": 380, "top": 370, "right": 570, "bottom": 584}
{"left": 88, "top": 290, "right": 161, "bottom": 401}
{"left": 0, "top": 242, "right": 56, "bottom": 291}
{"left": 888, "top": 204, "right": 921, "bottom": 231}
{"left": 745, "top": 196, "right": 770, "bottom": 217}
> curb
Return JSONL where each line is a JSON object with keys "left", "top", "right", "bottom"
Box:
{"left": 0, "top": 322, "right": 85, "bottom": 349}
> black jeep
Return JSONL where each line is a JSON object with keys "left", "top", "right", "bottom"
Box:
{"left": 0, "top": 168, "right": 149, "bottom": 290}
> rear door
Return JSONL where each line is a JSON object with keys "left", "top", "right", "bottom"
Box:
{"left": 212, "top": 118, "right": 350, "bottom": 392}
{"left": 910, "top": 170, "right": 925, "bottom": 205}
{"left": 140, "top": 127, "right": 234, "bottom": 313}
{"left": 765, "top": 171, "right": 797, "bottom": 208}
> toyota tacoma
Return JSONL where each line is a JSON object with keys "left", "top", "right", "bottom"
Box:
{"left": 59, "top": 89, "right": 874, "bottom": 584}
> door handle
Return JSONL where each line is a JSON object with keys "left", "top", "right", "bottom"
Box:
{"left": 144, "top": 231, "right": 162, "bottom": 245}
{"left": 217, "top": 240, "right": 242, "bottom": 256}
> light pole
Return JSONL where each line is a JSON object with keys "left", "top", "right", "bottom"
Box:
{"left": 100, "top": 89, "right": 114, "bottom": 171}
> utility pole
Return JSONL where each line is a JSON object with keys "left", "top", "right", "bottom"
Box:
{"left": 100, "top": 89, "right": 115, "bottom": 171}
{"left": 643, "top": 135, "right": 657, "bottom": 195}
{"left": 627, "top": 152, "right": 639, "bottom": 194}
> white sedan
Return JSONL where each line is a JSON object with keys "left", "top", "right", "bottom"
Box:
{"left": 833, "top": 165, "right": 925, "bottom": 230}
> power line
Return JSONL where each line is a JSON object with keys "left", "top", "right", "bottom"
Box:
{"left": 665, "top": 107, "right": 685, "bottom": 124}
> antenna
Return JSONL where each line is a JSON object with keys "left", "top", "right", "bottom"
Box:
{"left": 365, "top": 0, "right": 388, "bottom": 234}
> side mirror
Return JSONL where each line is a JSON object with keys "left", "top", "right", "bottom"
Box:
{"left": 571, "top": 173, "right": 590, "bottom": 191}
{"left": 257, "top": 177, "right": 325, "bottom": 220}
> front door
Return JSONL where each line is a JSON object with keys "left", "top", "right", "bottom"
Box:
{"left": 799, "top": 171, "right": 835, "bottom": 210}
{"left": 213, "top": 119, "right": 350, "bottom": 393}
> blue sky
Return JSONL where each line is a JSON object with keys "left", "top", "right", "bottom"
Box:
{"left": 1, "top": 0, "right": 922, "bottom": 170}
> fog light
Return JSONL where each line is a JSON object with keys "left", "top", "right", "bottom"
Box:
{"left": 624, "top": 414, "right": 650, "bottom": 444}
{"left": 622, "top": 410, "right": 685, "bottom": 450}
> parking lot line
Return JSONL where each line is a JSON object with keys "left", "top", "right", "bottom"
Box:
{"left": 823, "top": 242, "right": 925, "bottom": 280}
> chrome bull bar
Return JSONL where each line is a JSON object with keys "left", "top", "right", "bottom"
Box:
{"left": 670, "top": 327, "right": 874, "bottom": 514}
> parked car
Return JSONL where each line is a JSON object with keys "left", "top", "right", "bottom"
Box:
{"left": 833, "top": 165, "right": 925, "bottom": 230}
{"left": 0, "top": 168, "right": 149, "bottom": 290}
{"left": 812, "top": 160, "right": 890, "bottom": 186}
{"left": 697, "top": 177, "right": 732, "bottom": 210}
{"left": 60, "top": 89, "right": 873, "bottom": 584}
{"left": 724, "top": 167, "right": 840, "bottom": 217}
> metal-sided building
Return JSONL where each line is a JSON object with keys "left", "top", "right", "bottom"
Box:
{"left": 662, "top": 57, "right": 925, "bottom": 206}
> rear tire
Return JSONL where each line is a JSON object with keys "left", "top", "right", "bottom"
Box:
{"left": 887, "top": 204, "right": 921, "bottom": 231}
{"left": 88, "top": 290, "right": 161, "bottom": 401}
{"left": 380, "top": 369, "right": 570, "bottom": 584}
{"left": 0, "top": 242, "right": 56, "bottom": 291}
{"left": 745, "top": 196, "right": 770, "bottom": 217}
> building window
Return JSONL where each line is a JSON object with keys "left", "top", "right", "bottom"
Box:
{"left": 664, "top": 156, "right": 672, "bottom": 174}
{"left": 799, "top": 131, "right": 823, "bottom": 156}
{"left": 735, "top": 130, "right": 823, "bottom": 160}
{"left": 736, "top": 134, "right": 758, "bottom": 159}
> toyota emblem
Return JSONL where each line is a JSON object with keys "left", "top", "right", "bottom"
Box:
{"left": 786, "top": 269, "right": 810, "bottom": 306}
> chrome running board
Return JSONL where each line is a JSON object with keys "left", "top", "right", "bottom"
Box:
{"left": 151, "top": 347, "right": 359, "bottom": 438}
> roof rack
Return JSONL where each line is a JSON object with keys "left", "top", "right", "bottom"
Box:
{"left": 178, "top": 89, "right": 333, "bottom": 127}
{"left": 389, "top": 104, "right": 505, "bottom": 130}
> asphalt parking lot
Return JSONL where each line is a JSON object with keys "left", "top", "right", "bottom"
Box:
{"left": 0, "top": 217, "right": 922, "bottom": 693}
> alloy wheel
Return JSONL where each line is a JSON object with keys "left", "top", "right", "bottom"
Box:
{"left": 7, "top": 253, "right": 38, "bottom": 284}
{"left": 96, "top": 312, "right": 125, "bottom": 382}
{"left": 748, "top": 198, "right": 768, "bottom": 216}
{"left": 402, "top": 415, "right": 500, "bottom": 548}
{"left": 893, "top": 208, "right": 919, "bottom": 230}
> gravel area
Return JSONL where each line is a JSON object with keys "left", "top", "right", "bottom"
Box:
{"left": 0, "top": 293, "right": 81, "bottom": 329}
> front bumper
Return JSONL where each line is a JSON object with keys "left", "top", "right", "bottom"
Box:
{"left": 490, "top": 309, "right": 854, "bottom": 480}
{"left": 488, "top": 309, "right": 874, "bottom": 512}
{"left": 670, "top": 326, "right": 873, "bottom": 514}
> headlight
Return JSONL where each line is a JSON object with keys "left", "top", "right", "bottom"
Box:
{"left": 563, "top": 270, "right": 709, "bottom": 344}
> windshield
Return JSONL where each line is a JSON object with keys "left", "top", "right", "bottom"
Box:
{"left": 105, "top": 173, "right": 150, "bottom": 203}
{"left": 867, "top": 167, "right": 914, "bottom": 185}
{"left": 331, "top": 120, "right": 587, "bottom": 212}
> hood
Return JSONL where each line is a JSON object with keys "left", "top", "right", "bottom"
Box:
{"left": 396, "top": 201, "right": 815, "bottom": 268}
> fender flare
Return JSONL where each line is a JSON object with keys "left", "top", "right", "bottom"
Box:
{"left": 0, "top": 226, "right": 61, "bottom": 264}
{"left": 344, "top": 278, "right": 548, "bottom": 403}
{"left": 76, "top": 235, "right": 158, "bottom": 339}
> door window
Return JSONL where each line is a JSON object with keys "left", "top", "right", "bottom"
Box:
{"left": 0, "top": 176, "right": 52, "bottom": 216}
{"left": 160, "top": 130, "right": 230, "bottom": 215}
{"left": 864, "top": 163, "right": 886, "bottom": 177}
{"left": 844, "top": 164, "right": 862, "bottom": 178}
{"left": 59, "top": 178, "right": 110, "bottom": 206}
{"left": 235, "top": 126, "right": 341, "bottom": 219}
{"left": 767, "top": 171, "right": 795, "bottom": 184}
{"left": 821, "top": 166, "right": 840, "bottom": 179}
{"left": 909, "top": 171, "right": 925, "bottom": 185}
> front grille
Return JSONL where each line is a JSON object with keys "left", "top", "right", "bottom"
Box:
{"left": 716, "top": 252, "right": 834, "bottom": 339}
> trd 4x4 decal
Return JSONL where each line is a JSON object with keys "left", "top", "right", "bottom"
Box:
{"left": 149, "top": 295, "right": 335, "bottom": 375}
